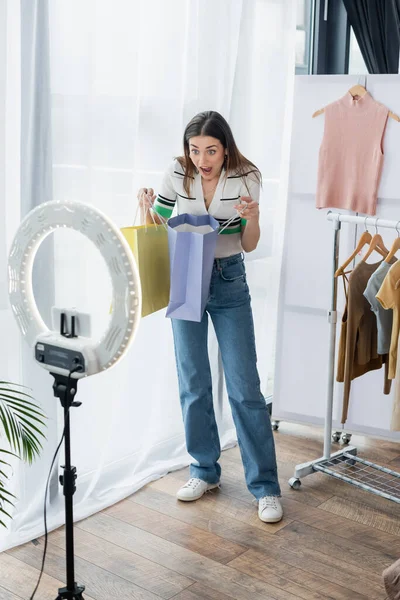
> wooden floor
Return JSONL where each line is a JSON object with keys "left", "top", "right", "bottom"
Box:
{"left": 2, "top": 422, "right": 400, "bottom": 599}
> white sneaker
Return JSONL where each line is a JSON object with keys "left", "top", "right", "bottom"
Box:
{"left": 258, "top": 496, "right": 283, "bottom": 523}
{"left": 176, "top": 477, "right": 220, "bottom": 502}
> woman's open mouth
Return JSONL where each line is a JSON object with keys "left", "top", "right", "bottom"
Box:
{"left": 200, "top": 167, "right": 212, "bottom": 175}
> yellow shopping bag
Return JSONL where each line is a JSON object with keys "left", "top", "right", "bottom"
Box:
{"left": 120, "top": 223, "right": 170, "bottom": 317}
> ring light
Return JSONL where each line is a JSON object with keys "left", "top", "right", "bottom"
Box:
{"left": 8, "top": 200, "right": 142, "bottom": 378}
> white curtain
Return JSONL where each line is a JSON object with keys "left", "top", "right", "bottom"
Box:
{"left": 2, "top": 0, "right": 295, "bottom": 550}
{"left": 0, "top": 0, "right": 25, "bottom": 549}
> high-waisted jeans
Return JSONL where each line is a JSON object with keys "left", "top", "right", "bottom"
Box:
{"left": 172, "top": 253, "right": 281, "bottom": 499}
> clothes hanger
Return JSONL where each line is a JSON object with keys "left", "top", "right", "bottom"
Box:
{"left": 361, "top": 219, "right": 389, "bottom": 262}
{"left": 334, "top": 217, "right": 386, "bottom": 277}
{"left": 385, "top": 221, "right": 400, "bottom": 264}
{"left": 312, "top": 75, "right": 400, "bottom": 121}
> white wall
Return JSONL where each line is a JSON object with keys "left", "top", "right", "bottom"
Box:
{"left": 274, "top": 75, "right": 400, "bottom": 441}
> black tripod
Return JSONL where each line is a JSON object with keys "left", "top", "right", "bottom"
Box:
{"left": 52, "top": 372, "right": 85, "bottom": 600}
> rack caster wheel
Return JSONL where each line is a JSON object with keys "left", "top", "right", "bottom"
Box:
{"left": 341, "top": 433, "right": 352, "bottom": 445}
{"left": 288, "top": 477, "right": 301, "bottom": 490}
{"left": 271, "top": 420, "right": 280, "bottom": 431}
{"left": 332, "top": 431, "right": 341, "bottom": 443}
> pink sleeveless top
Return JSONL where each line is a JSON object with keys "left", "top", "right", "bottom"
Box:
{"left": 316, "top": 92, "right": 388, "bottom": 215}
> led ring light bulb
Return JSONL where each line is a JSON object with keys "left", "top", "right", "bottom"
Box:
{"left": 8, "top": 200, "right": 142, "bottom": 378}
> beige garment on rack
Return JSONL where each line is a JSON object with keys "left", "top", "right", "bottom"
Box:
{"left": 391, "top": 337, "right": 400, "bottom": 431}
{"left": 376, "top": 260, "right": 400, "bottom": 379}
{"left": 337, "top": 260, "right": 391, "bottom": 424}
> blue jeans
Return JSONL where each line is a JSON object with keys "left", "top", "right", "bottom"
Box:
{"left": 172, "top": 253, "right": 281, "bottom": 499}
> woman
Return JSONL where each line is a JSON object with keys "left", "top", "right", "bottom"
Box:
{"left": 138, "top": 111, "right": 282, "bottom": 523}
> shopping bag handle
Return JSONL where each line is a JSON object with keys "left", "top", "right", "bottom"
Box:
{"left": 135, "top": 194, "right": 168, "bottom": 231}
{"left": 218, "top": 204, "right": 247, "bottom": 235}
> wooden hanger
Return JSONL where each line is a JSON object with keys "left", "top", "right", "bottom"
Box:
{"left": 361, "top": 231, "right": 389, "bottom": 262}
{"left": 335, "top": 230, "right": 371, "bottom": 277}
{"left": 348, "top": 83, "right": 368, "bottom": 99}
{"left": 334, "top": 226, "right": 386, "bottom": 277}
{"left": 385, "top": 222, "right": 400, "bottom": 263}
{"left": 312, "top": 83, "right": 400, "bottom": 121}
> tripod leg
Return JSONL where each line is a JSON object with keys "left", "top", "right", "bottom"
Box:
{"left": 55, "top": 589, "right": 85, "bottom": 599}
{"left": 51, "top": 374, "right": 85, "bottom": 600}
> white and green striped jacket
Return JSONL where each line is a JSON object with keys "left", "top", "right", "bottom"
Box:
{"left": 153, "top": 160, "right": 260, "bottom": 258}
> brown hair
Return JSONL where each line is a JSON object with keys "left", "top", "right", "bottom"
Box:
{"left": 177, "top": 111, "right": 261, "bottom": 196}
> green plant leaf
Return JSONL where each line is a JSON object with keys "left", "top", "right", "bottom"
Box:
{"left": 0, "top": 487, "right": 16, "bottom": 499}
{"left": 11, "top": 414, "right": 46, "bottom": 439}
{"left": 2, "top": 407, "right": 19, "bottom": 454}
{"left": 0, "top": 388, "right": 46, "bottom": 462}
{"left": 0, "top": 507, "right": 12, "bottom": 520}
{"left": 0, "top": 448, "right": 18, "bottom": 456}
{"left": 0, "top": 406, "right": 12, "bottom": 446}
{"left": 0, "top": 382, "right": 32, "bottom": 393}
{"left": 0, "top": 399, "right": 43, "bottom": 415}
{"left": 0, "top": 401, "right": 46, "bottom": 422}
{"left": 0, "top": 381, "right": 46, "bottom": 528}
{"left": 0, "top": 391, "right": 33, "bottom": 402}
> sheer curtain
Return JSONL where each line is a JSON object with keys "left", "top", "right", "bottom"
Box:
{"left": 2, "top": 0, "right": 295, "bottom": 550}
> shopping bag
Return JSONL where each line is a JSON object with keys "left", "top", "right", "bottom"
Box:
{"left": 166, "top": 213, "right": 219, "bottom": 322}
{"left": 120, "top": 222, "right": 170, "bottom": 317}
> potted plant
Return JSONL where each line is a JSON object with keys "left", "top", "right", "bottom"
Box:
{"left": 0, "top": 381, "right": 46, "bottom": 527}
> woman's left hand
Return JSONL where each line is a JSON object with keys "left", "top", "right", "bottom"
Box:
{"left": 234, "top": 197, "right": 259, "bottom": 222}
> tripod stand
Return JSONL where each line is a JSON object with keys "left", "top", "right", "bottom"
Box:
{"left": 52, "top": 372, "right": 85, "bottom": 600}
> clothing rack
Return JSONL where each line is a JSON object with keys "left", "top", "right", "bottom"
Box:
{"left": 289, "top": 212, "right": 400, "bottom": 504}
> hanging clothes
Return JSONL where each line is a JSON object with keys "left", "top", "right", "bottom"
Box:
{"left": 376, "top": 260, "right": 400, "bottom": 379}
{"left": 316, "top": 92, "right": 389, "bottom": 215}
{"left": 364, "top": 260, "right": 396, "bottom": 355}
{"left": 337, "top": 260, "right": 391, "bottom": 424}
{"left": 391, "top": 342, "right": 400, "bottom": 430}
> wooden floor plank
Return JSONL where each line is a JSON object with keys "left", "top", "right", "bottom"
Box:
{"left": 77, "top": 512, "right": 302, "bottom": 600}
{"left": 275, "top": 520, "right": 394, "bottom": 574}
{"left": 8, "top": 540, "right": 161, "bottom": 600}
{"left": 389, "top": 454, "right": 400, "bottom": 468}
{"left": 0, "top": 551, "right": 96, "bottom": 600}
{"left": 49, "top": 526, "right": 195, "bottom": 599}
{"left": 228, "top": 549, "right": 364, "bottom": 600}
{"left": 0, "top": 587, "right": 24, "bottom": 600}
{"left": 228, "top": 544, "right": 383, "bottom": 599}
{"left": 319, "top": 495, "right": 400, "bottom": 536}
{"left": 105, "top": 498, "right": 248, "bottom": 565}
{"left": 104, "top": 494, "right": 382, "bottom": 598}
{"left": 170, "top": 582, "right": 236, "bottom": 600}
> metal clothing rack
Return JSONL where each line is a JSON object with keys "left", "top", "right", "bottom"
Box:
{"left": 288, "top": 212, "right": 400, "bottom": 504}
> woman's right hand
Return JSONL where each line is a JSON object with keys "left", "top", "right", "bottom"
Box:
{"left": 137, "top": 187, "right": 161, "bottom": 225}
{"left": 137, "top": 187, "right": 156, "bottom": 209}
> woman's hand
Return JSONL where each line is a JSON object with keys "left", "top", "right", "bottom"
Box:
{"left": 234, "top": 196, "right": 259, "bottom": 222}
{"left": 137, "top": 187, "right": 163, "bottom": 225}
{"left": 137, "top": 187, "right": 156, "bottom": 210}
{"left": 237, "top": 196, "right": 260, "bottom": 253}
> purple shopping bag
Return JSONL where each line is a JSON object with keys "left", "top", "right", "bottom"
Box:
{"left": 166, "top": 213, "right": 219, "bottom": 322}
